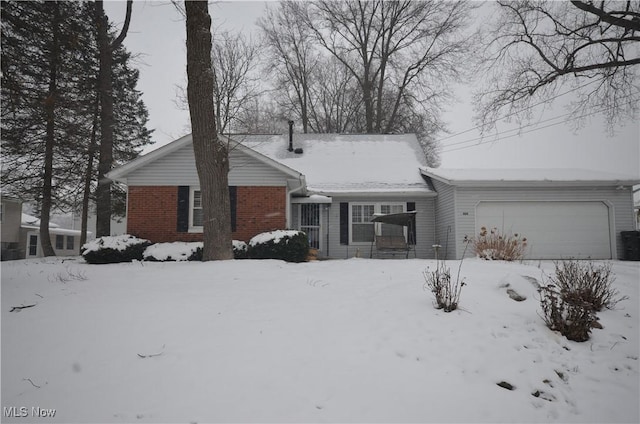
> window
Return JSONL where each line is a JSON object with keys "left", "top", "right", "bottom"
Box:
{"left": 66, "top": 236, "right": 74, "bottom": 250}
{"left": 350, "top": 203, "right": 405, "bottom": 243}
{"left": 29, "top": 235, "right": 38, "bottom": 256}
{"left": 351, "top": 204, "right": 375, "bottom": 242}
{"left": 55, "top": 235, "right": 64, "bottom": 250}
{"left": 186, "top": 186, "right": 237, "bottom": 232}
{"left": 191, "top": 189, "right": 203, "bottom": 228}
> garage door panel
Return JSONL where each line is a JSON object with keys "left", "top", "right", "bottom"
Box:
{"left": 475, "top": 201, "right": 611, "bottom": 260}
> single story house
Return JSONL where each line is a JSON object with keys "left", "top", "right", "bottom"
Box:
{"left": 1, "top": 195, "right": 86, "bottom": 259}
{"left": 107, "top": 132, "right": 639, "bottom": 260}
{"left": 107, "top": 133, "right": 436, "bottom": 259}
{"left": 20, "top": 213, "right": 85, "bottom": 259}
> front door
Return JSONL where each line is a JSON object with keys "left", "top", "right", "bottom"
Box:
{"left": 300, "top": 203, "right": 322, "bottom": 250}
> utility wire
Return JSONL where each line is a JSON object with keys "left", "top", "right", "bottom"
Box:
{"left": 440, "top": 96, "right": 639, "bottom": 154}
{"left": 437, "top": 77, "right": 607, "bottom": 143}
{"left": 442, "top": 110, "right": 572, "bottom": 148}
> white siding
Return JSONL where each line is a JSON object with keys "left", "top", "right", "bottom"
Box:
{"left": 126, "top": 144, "right": 291, "bottom": 186}
{"left": 324, "top": 195, "right": 436, "bottom": 259}
{"left": 431, "top": 179, "right": 457, "bottom": 260}
{"left": 452, "top": 186, "right": 635, "bottom": 260}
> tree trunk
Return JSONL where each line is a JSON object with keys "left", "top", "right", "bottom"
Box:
{"left": 185, "top": 0, "right": 233, "bottom": 261}
{"left": 39, "top": 1, "right": 61, "bottom": 257}
{"left": 80, "top": 98, "right": 100, "bottom": 247}
{"left": 94, "top": 0, "right": 132, "bottom": 237}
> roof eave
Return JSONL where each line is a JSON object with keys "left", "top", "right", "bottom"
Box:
{"left": 437, "top": 180, "right": 640, "bottom": 188}
{"left": 310, "top": 189, "right": 437, "bottom": 198}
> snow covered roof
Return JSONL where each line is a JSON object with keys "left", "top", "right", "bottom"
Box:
{"left": 22, "top": 213, "right": 60, "bottom": 228}
{"left": 21, "top": 213, "right": 84, "bottom": 236}
{"left": 421, "top": 167, "right": 640, "bottom": 187}
{"left": 236, "top": 133, "right": 433, "bottom": 195}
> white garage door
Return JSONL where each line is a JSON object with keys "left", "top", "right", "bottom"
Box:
{"left": 475, "top": 201, "right": 612, "bottom": 259}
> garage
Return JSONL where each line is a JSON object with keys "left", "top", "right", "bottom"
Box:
{"left": 475, "top": 201, "right": 612, "bottom": 259}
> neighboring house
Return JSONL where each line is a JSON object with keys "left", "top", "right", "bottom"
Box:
{"left": 1, "top": 195, "right": 23, "bottom": 260}
{"left": 421, "top": 168, "right": 639, "bottom": 260}
{"left": 107, "top": 132, "right": 639, "bottom": 260}
{"left": 1, "top": 195, "right": 86, "bottom": 260}
{"left": 19, "top": 213, "right": 84, "bottom": 259}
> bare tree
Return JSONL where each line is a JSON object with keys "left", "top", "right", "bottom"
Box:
{"left": 305, "top": 0, "right": 475, "bottom": 135}
{"left": 307, "top": 56, "right": 362, "bottom": 133}
{"left": 175, "top": 30, "right": 262, "bottom": 136}
{"left": 212, "top": 31, "right": 262, "bottom": 135}
{"left": 258, "top": 1, "right": 318, "bottom": 133}
{"left": 184, "top": 0, "right": 233, "bottom": 261}
{"left": 95, "top": 0, "right": 132, "bottom": 237}
{"left": 475, "top": 0, "right": 640, "bottom": 132}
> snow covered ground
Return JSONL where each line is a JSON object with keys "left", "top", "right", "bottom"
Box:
{"left": 1, "top": 257, "right": 638, "bottom": 423}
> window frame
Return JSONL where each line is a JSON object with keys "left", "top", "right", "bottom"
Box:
{"left": 189, "top": 187, "right": 203, "bottom": 232}
{"left": 349, "top": 202, "right": 406, "bottom": 245}
{"left": 66, "top": 235, "right": 74, "bottom": 251}
{"left": 55, "top": 234, "right": 64, "bottom": 250}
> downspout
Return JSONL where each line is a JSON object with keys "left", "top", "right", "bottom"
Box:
{"left": 286, "top": 174, "right": 306, "bottom": 229}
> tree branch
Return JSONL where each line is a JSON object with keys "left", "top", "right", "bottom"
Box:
{"left": 570, "top": 0, "right": 640, "bottom": 32}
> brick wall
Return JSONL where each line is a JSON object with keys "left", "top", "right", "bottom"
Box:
{"left": 127, "top": 185, "right": 287, "bottom": 243}
{"left": 235, "top": 186, "right": 287, "bottom": 242}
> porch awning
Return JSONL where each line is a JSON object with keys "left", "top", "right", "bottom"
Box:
{"left": 370, "top": 211, "right": 417, "bottom": 226}
{"left": 291, "top": 194, "right": 332, "bottom": 204}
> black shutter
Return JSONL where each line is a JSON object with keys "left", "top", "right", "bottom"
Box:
{"left": 177, "top": 186, "right": 190, "bottom": 232}
{"left": 229, "top": 186, "right": 237, "bottom": 232}
{"left": 407, "top": 202, "right": 416, "bottom": 245}
{"left": 340, "top": 202, "right": 349, "bottom": 245}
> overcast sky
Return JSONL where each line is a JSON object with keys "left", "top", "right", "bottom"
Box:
{"left": 104, "top": 0, "right": 640, "bottom": 177}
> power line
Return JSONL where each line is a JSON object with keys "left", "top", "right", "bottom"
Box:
{"left": 441, "top": 110, "right": 572, "bottom": 148}
{"left": 440, "top": 97, "right": 639, "bottom": 154}
{"left": 437, "top": 77, "right": 607, "bottom": 143}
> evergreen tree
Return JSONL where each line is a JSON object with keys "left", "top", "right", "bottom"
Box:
{"left": 1, "top": 0, "right": 151, "bottom": 250}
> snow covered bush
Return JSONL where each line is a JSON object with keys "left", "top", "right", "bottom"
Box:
{"left": 81, "top": 235, "right": 151, "bottom": 264}
{"left": 472, "top": 227, "right": 527, "bottom": 261}
{"left": 248, "top": 230, "right": 309, "bottom": 263}
{"left": 143, "top": 242, "right": 203, "bottom": 262}
{"left": 143, "top": 240, "right": 248, "bottom": 262}
{"left": 232, "top": 240, "right": 248, "bottom": 259}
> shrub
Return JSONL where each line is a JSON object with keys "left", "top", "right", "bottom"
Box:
{"left": 538, "top": 284, "right": 595, "bottom": 342}
{"left": 423, "top": 262, "right": 466, "bottom": 312}
{"left": 423, "top": 239, "right": 469, "bottom": 312}
{"left": 538, "top": 260, "right": 626, "bottom": 342}
{"left": 548, "top": 260, "right": 626, "bottom": 312}
{"left": 143, "top": 242, "right": 203, "bottom": 262}
{"left": 232, "top": 240, "right": 248, "bottom": 259}
{"left": 143, "top": 240, "right": 249, "bottom": 261}
{"left": 82, "top": 235, "right": 151, "bottom": 264}
{"left": 248, "top": 230, "right": 309, "bottom": 263}
{"left": 472, "top": 226, "right": 527, "bottom": 261}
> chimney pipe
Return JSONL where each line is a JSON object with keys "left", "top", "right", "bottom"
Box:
{"left": 288, "top": 120, "right": 294, "bottom": 152}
